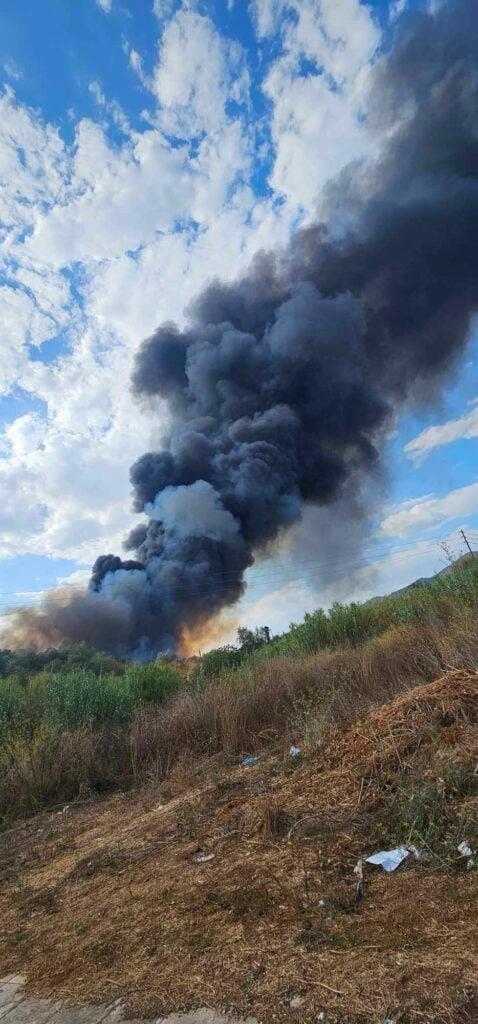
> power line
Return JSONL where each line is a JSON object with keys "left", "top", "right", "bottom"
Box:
{"left": 0, "top": 536, "right": 462, "bottom": 618}
{"left": 0, "top": 533, "right": 456, "bottom": 602}
{"left": 0, "top": 544, "right": 436, "bottom": 603}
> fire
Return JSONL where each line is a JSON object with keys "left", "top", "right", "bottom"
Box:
{"left": 178, "top": 614, "right": 238, "bottom": 657}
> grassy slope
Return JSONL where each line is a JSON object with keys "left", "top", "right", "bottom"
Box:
{"left": 0, "top": 669, "right": 477, "bottom": 1024}
{"left": 1, "top": 561, "right": 478, "bottom": 1021}
{"left": 1, "top": 560, "right": 478, "bottom": 822}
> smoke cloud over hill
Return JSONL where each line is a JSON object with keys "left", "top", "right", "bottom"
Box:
{"left": 6, "top": 0, "right": 478, "bottom": 657}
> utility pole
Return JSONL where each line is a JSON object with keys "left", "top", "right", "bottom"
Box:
{"left": 460, "top": 528, "right": 475, "bottom": 557}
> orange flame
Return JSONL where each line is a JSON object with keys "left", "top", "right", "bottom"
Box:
{"left": 178, "top": 614, "right": 238, "bottom": 657}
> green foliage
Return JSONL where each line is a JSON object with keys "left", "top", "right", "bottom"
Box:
{"left": 123, "top": 662, "right": 181, "bottom": 704}
{"left": 199, "top": 645, "right": 244, "bottom": 680}
{"left": 0, "top": 643, "right": 122, "bottom": 684}
{"left": 247, "top": 559, "right": 478, "bottom": 663}
{"left": 236, "top": 625, "right": 271, "bottom": 652}
{"left": 25, "top": 669, "right": 135, "bottom": 731}
{"left": 0, "top": 659, "right": 181, "bottom": 743}
{"left": 384, "top": 761, "right": 478, "bottom": 857}
{"left": 194, "top": 561, "right": 478, "bottom": 680}
{"left": 0, "top": 677, "right": 25, "bottom": 735}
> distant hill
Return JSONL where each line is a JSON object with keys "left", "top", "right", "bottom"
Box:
{"left": 369, "top": 550, "right": 478, "bottom": 604}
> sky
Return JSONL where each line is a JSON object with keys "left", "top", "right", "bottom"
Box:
{"left": 0, "top": 0, "right": 477, "bottom": 644}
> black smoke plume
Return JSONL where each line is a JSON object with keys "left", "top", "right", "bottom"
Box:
{"left": 6, "top": 0, "right": 478, "bottom": 657}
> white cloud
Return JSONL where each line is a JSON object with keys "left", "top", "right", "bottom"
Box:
{"left": 252, "top": 0, "right": 379, "bottom": 209}
{"left": 0, "top": 3, "right": 383, "bottom": 581}
{"left": 380, "top": 483, "right": 478, "bottom": 539}
{"left": 153, "top": 9, "right": 249, "bottom": 137}
{"left": 129, "top": 49, "right": 150, "bottom": 89}
{"left": 25, "top": 121, "right": 196, "bottom": 266}
{"left": 405, "top": 402, "right": 478, "bottom": 462}
{"left": 96, "top": 0, "right": 112, "bottom": 12}
{"left": 3, "top": 60, "right": 23, "bottom": 82}
{"left": 0, "top": 88, "right": 67, "bottom": 237}
{"left": 390, "top": 0, "right": 407, "bottom": 20}
{"left": 152, "top": 0, "right": 176, "bottom": 19}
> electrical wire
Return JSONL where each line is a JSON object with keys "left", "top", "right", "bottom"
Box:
{"left": 0, "top": 532, "right": 465, "bottom": 618}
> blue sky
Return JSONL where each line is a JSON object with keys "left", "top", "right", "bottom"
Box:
{"left": 0, "top": 0, "right": 477, "bottom": 642}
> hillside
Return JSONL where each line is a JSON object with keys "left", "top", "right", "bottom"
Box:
{"left": 369, "top": 551, "right": 478, "bottom": 604}
{"left": 1, "top": 669, "right": 478, "bottom": 1024}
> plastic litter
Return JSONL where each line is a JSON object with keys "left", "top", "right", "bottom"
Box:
{"left": 289, "top": 745, "right": 301, "bottom": 758}
{"left": 242, "top": 755, "right": 260, "bottom": 766}
{"left": 407, "top": 844, "right": 422, "bottom": 861}
{"left": 457, "top": 841, "right": 475, "bottom": 869}
{"left": 366, "top": 846, "right": 411, "bottom": 872}
{"left": 192, "top": 850, "right": 216, "bottom": 864}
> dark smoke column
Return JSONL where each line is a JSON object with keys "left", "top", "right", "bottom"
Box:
{"left": 7, "top": 0, "right": 478, "bottom": 658}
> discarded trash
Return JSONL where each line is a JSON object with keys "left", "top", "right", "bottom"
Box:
{"left": 407, "top": 844, "right": 423, "bottom": 861}
{"left": 192, "top": 850, "right": 216, "bottom": 864}
{"left": 289, "top": 745, "right": 301, "bottom": 758}
{"left": 366, "top": 846, "right": 413, "bottom": 872}
{"left": 242, "top": 755, "right": 260, "bottom": 766}
{"left": 457, "top": 841, "right": 475, "bottom": 869}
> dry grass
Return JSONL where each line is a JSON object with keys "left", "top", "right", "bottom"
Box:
{"left": 130, "top": 616, "right": 478, "bottom": 770}
{"left": 0, "top": 669, "right": 477, "bottom": 1024}
{"left": 0, "top": 726, "right": 131, "bottom": 819}
{"left": 2, "top": 615, "right": 478, "bottom": 823}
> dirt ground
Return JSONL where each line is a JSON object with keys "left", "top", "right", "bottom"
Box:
{"left": 1, "top": 670, "right": 478, "bottom": 1024}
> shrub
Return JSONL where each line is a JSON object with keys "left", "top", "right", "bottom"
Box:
{"left": 0, "top": 722, "right": 130, "bottom": 820}
{"left": 123, "top": 662, "right": 182, "bottom": 704}
{"left": 26, "top": 669, "right": 135, "bottom": 731}
{"left": 0, "top": 677, "right": 25, "bottom": 735}
{"left": 0, "top": 643, "right": 123, "bottom": 683}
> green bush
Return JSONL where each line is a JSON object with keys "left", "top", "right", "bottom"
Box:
{"left": 244, "top": 560, "right": 478, "bottom": 664}
{"left": 0, "top": 643, "right": 123, "bottom": 683}
{"left": 123, "top": 662, "right": 181, "bottom": 704}
{"left": 26, "top": 669, "right": 135, "bottom": 731}
{"left": 0, "top": 677, "right": 25, "bottom": 734}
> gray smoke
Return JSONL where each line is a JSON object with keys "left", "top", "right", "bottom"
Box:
{"left": 7, "top": 0, "right": 478, "bottom": 657}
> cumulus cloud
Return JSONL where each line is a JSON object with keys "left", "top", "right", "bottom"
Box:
{"left": 405, "top": 402, "right": 478, "bottom": 462}
{"left": 381, "top": 483, "right": 478, "bottom": 539}
{"left": 252, "top": 0, "right": 379, "bottom": 208}
{"left": 153, "top": 8, "right": 250, "bottom": 137}
{"left": 0, "top": 10, "right": 262, "bottom": 567}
